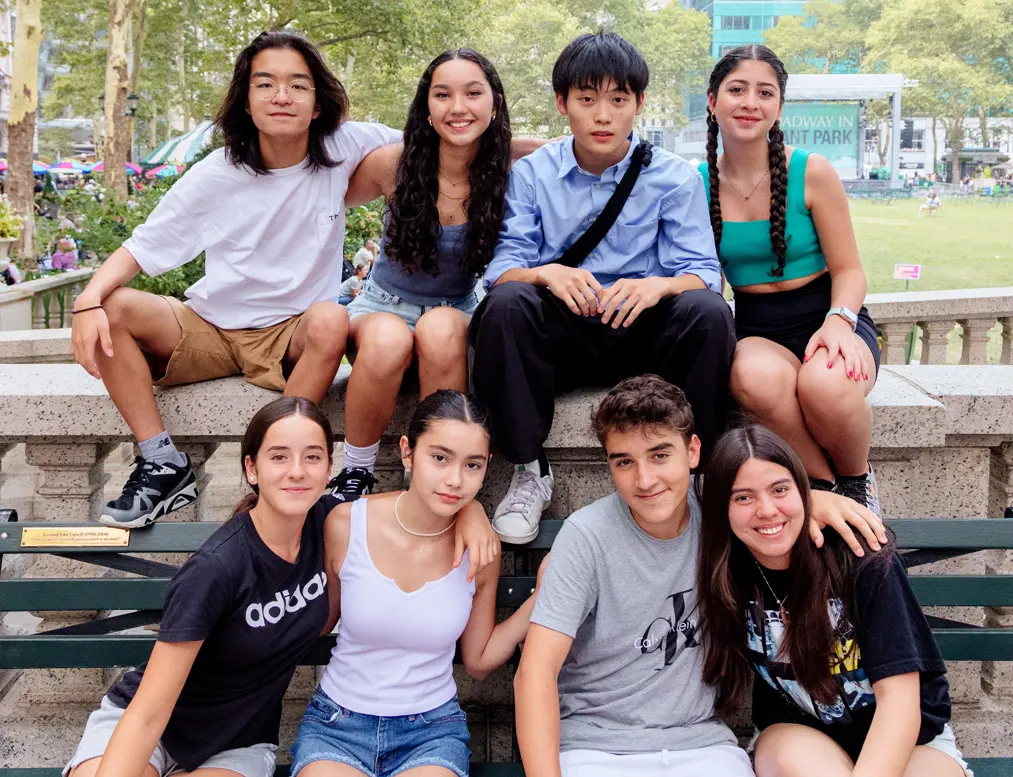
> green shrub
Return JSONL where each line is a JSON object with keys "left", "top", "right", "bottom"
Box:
{"left": 344, "top": 198, "right": 384, "bottom": 259}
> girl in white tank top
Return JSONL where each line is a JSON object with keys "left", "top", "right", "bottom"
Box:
{"left": 291, "top": 390, "right": 544, "bottom": 777}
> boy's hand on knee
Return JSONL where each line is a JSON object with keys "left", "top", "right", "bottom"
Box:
{"left": 597, "top": 278, "right": 667, "bottom": 328}
{"left": 71, "top": 306, "right": 114, "bottom": 379}
{"left": 536, "top": 265, "right": 603, "bottom": 317}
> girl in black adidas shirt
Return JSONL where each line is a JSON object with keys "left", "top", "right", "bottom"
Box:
{"left": 65, "top": 397, "right": 498, "bottom": 777}
{"left": 697, "top": 425, "right": 971, "bottom": 777}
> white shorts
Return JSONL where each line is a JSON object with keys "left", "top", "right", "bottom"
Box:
{"left": 63, "top": 696, "right": 278, "bottom": 777}
{"left": 559, "top": 744, "right": 755, "bottom": 777}
{"left": 925, "top": 724, "right": 974, "bottom": 777}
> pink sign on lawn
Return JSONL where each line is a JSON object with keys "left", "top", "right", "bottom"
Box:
{"left": 893, "top": 264, "right": 922, "bottom": 281}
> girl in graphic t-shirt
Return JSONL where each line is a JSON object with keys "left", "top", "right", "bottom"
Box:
{"left": 696, "top": 425, "right": 971, "bottom": 777}
{"left": 327, "top": 48, "right": 541, "bottom": 503}
{"left": 291, "top": 390, "right": 545, "bottom": 777}
{"left": 65, "top": 397, "right": 498, "bottom": 777}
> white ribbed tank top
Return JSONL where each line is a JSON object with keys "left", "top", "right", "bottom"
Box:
{"left": 319, "top": 498, "right": 476, "bottom": 716}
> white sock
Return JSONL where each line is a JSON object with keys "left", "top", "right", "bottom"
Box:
{"left": 342, "top": 440, "right": 380, "bottom": 473}
{"left": 138, "top": 431, "right": 188, "bottom": 468}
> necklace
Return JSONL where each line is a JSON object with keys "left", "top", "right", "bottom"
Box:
{"left": 755, "top": 560, "right": 789, "bottom": 620}
{"left": 721, "top": 166, "right": 769, "bottom": 201}
{"left": 438, "top": 188, "right": 469, "bottom": 201}
{"left": 394, "top": 492, "right": 456, "bottom": 538}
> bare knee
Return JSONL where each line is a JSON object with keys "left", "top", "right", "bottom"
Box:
{"left": 354, "top": 315, "right": 414, "bottom": 375}
{"left": 731, "top": 349, "right": 799, "bottom": 420}
{"left": 415, "top": 308, "right": 468, "bottom": 366}
{"left": 102, "top": 287, "right": 145, "bottom": 331}
{"left": 796, "top": 354, "right": 865, "bottom": 419}
{"left": 301, "top": 302, "right": 349, "bottom": 359}
{"left": 754, "top": 724, "right": 852, "bottom": 777}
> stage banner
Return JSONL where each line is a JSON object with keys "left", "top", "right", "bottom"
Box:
{"left": 781, "top": 102, "right": 860, "bottom": 179}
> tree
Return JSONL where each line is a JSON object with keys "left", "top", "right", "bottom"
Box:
{"left": 867, "top": 0, "right": 1013, "bottom": 181}
{"left": 8, "top": 0, "right": 44, "bottom": 263}
{"left": 102, "top": 0, "right": 135, "bottom": 200}
{"left": 763, "top": 0, "right": 880, "bottom": 74}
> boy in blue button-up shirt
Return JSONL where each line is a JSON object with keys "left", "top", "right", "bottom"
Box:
{"left": 468, "top": 31, "right": 736, "bottom": 545}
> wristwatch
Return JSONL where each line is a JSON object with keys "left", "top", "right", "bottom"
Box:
{"left": 826, "top": 306, "right": 858, "bottom": 331}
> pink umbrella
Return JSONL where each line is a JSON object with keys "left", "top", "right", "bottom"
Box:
{"left": 0, "top": 159, "right": 6, "bottom": 171}
{"left": 51, "top": 160, "right": 87, "bottom": 171}
{"left": 89, "top": 161, "right": 142, "bottom": 174}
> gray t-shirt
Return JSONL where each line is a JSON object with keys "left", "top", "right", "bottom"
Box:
{"left": 531, "top": 489, "right": 736, "bottom": 754}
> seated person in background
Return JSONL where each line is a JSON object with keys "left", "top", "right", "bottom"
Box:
{"left": 69, "top": 30, "right": 399, "bottom": 528}
{"left": 51, "top": 236, "right": 80, "bottom": 270}
{"left": 920, "top": 189, "right": 942, "bottom": 215}
{"left": 329, "top": 47, "right": 542, "bottom": 501}
{"left": 470, "top": 31, "right": 735, "bottom": 544}
{"left": 698, "top": 424, "right": 971, "bottom": 777}
{"left": 351, "top": 238, "right": 377, "bottom": 268}
{"left": 337, "top": 257, "right": 369, "bottom": 305}
{"left": 514, "top": 375, "right": 887, "bottom": 777}
{"left": 700, "top": 45, "right": 881, "bottom": 510}
{"left": 291, "top": 390, "right": 542, "bottom": 777}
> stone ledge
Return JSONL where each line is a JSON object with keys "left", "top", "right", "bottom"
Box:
{"left": 865, "top": 287, "right": 1013, "bottom": 324}
{"left": 0, "top": 329, "right": 73, "bottom": 364}
{"left": 0, "top": 364, "right": 946, "bottom": 449}
{"left": 888, "top": 366, "right": 1013, "bottom": 437}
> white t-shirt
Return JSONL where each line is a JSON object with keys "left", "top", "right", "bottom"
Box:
{"left": 123, "top": 122, "right": 400, "bottom": 330}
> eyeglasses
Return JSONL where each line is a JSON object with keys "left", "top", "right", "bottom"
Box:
{"left": 251, "top": 79, "right": 315, "bottom": 103}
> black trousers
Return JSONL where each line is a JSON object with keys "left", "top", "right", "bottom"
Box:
{"left": 468, "top": 281, "right": 736, "bottom": 466}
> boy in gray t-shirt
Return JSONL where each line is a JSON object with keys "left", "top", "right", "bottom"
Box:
{"left": 515, "top": 375, "right": 755, "bottom": 777}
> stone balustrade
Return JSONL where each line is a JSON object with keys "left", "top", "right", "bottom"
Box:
{"left": 0, "top": 269, "right": 96, "bottom": 332}
{"left": 865, "top": 287, "right": 1013, "bottom": 366}
{"left": 2, "top": 356, "right": 1013, "bottom": 762}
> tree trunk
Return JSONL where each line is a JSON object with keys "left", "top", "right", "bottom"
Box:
{"left": 948, "top": 122, "right": 962, "bottom": 183}
{"left": 129, "top": 0, "right": 147, "bottom": 163}
{"left": 977, "top": 106, "right": 989, "bottom": 147}
{"left": 93, "top": 115, "right": 103, "bottom": 161}
{"left": 150, "top": 110, "right": 157, "bottom": 152}
{"left": 103, "top": 0, "right": 135, "bottom": 200}
{"left": 7, "top": 0, "right": 44, "bottom": 265}
{"left": 931, "top": 116, "right": 938, "bottom": 176}
{"left": 877, "top": 120, "right": 889, "bottom": 167}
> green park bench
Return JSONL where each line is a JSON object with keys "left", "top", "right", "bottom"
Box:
{"left": 1, "top": 510, "right": 1012, "bottom": 777}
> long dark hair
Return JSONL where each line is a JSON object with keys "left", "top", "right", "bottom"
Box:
{"left": 384, "top": 49, "right": 512, "bottom": 279}
{"left": 698, "top": 425, "right": 888, "bottom": 713}
{"left": 405, "top": 389, "right": 492, "bottom": 454}
{"left": 233, "top": 397, "right": 335, "bottom": 515}
{"left": 215, "top": 31, "right": 349, "bottom": 175}
{"left": 706, "top": 44, "right": 789, "bottom": 277}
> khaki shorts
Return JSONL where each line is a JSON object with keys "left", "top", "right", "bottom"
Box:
{"left": 155, "top": 297, "right": 303, "bottom": 391}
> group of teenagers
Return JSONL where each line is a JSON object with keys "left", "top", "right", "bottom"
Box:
{"left": 62, "top": 24, "right": 972, "bottom": 777}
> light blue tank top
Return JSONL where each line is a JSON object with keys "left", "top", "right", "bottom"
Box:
{"left": 368, "top": 221, "right": 478, "bottom": 305}
{"left": 699, "top": 148, "right": 827, "bottom": 287}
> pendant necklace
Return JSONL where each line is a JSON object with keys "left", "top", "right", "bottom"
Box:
{"left": 722, "top": 167, "right": 769, "bottom": 201}
{"left": 755, "top": 560, "right": 789, "bottom": 621}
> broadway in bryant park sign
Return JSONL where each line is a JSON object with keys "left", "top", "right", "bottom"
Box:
{"left": 781, "top": 102, "right": 860, "bottom": 179}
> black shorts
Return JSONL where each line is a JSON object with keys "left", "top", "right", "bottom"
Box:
{"left": 733, "top": 272, "right": 881, "bottom": 374}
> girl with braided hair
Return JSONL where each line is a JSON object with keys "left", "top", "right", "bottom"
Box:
{"left": 700, "top": 45, "right": 882, "bottom": 511}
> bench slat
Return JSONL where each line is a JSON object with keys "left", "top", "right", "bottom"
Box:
{"left": 9, "top": 574, "right": 1013, "bottom": 613}
{"left": 6, "top": 628, "right": 1013, "bottom": 669}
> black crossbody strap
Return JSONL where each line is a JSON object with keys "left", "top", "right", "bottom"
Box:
{"left": 555, "top": 139, "right": 654, "bottom": 269}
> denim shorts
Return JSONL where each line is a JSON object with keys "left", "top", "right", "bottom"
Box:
{"left": 346, "top": 279, "right": 479, "bottom": 331}
{"left": 291, "top": 688, "right": 471, "bottom": 777}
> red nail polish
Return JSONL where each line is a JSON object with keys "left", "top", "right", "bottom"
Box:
{"left": 848, "top": 370, "right": 853, "bottom": 378}
{"left": 827, "top": 362, "right": 832, "bottom": 369}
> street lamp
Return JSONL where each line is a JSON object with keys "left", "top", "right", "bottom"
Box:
{"left": 97, "top": 91, "right": 141, "bottom": 162}
{"left": 126, "top": 92, "right": 139, "bottom": 118}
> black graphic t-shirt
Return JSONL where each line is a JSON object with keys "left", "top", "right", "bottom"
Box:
{"left": 107, "top": 495, "right": 337, "bottom": 770}
{"left": 747, "top": 552, "right": 951, "bottom": 761}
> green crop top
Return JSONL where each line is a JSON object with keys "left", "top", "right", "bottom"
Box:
{"left": 699, "top": 148, "right": 827, "bottom": 288}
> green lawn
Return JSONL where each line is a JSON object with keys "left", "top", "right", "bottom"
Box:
{"left": 851, "top": 197, "right": 1013, "bottom": 294}
{"left": 848, "top": 197, "right": 1013, "bottom": 363}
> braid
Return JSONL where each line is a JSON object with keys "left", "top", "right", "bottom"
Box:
{"left": 767, "top": 119, "right": 788, "bottom": 277}
{"left": 706, "top": 114, "right": 724, "bottom": 262}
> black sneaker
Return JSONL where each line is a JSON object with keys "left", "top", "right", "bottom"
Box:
{"left": 327, "top": 466, "right": 377, "bottom": 503}
{"left": 99, "top": 455, "right": 198, "bottom": 528}
{"left": 834, "top": 473, "right": 871, "bottom": 510}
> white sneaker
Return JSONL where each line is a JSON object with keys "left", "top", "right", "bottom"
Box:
{"left": 493, "top": 462, "right": 554, "bottom": 544}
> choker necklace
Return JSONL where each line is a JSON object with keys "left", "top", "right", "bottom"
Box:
{"left": 755, "top": 560, "right": 789, "bottom": 620}
{"left": 721, "top": 166, "right": 769, "bottom": 201}
{"left": 394, "top": 492, "right": 456, "bottom": 538}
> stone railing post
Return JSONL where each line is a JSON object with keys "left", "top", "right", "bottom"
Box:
{"left": 919, "top": 321, "right": 954, "bottom": 365}
{"left": 880, "top": 322, "right": 914, "bottom": 365}
{"left": 31, "top": 290, "right": 50, "bottom": 329}
{"left": 0, "top": 442, "right": 11, "bottom": 494}
{"left": 1001, "top": 317, "right": 1013, "bottom": 365}
{"left": 984, "top": 442, "right": 1013, "bottom": 698}
{"left": 959, "top": 319, "right": 996, "bottom": 365}
{"left": 19, "top": 442, "right": 116, "bottom": 703}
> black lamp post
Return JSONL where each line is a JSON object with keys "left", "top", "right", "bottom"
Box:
{"left": 97, "top": 92, "right": 142, "bottom": 162}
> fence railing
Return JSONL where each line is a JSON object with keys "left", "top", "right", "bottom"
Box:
{"left": 0, "top": 269, "right": 96, "bottom": 331}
